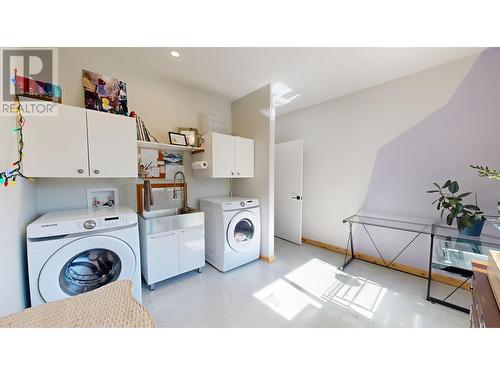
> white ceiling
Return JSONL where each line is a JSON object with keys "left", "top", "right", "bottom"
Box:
{"left": 96, "top": 47, "right": 484, "bottom": 115}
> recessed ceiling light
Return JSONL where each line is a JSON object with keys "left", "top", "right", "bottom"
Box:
{"left": 170, "top": 50, "right": 180, "bottom": 58}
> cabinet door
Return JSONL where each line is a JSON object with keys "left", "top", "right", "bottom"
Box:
{"left": 179, "top": 226, "right": 205, "bottom": 274}
{"left": 86, "top": 110, "right": 138, "bottom": 178}
{"left": 211, "top": 133, "right": 235, "bottom": 177}
{"left": 146, "top": 230, "right": 179, "bottom": 284}
{"left": 22, "top": 104, "right": 89, "bottom": 177}
{"left": 234, "top": 136, "right": 254, "bottom": 178}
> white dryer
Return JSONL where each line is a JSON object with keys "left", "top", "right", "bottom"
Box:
{"left": 200, "top": 197, "right": 260, "bottom": 272}
{"left": 27, "top": 207, "right": 142, "bottom": 307}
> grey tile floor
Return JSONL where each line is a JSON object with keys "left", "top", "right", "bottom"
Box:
{"left": 142, "top": 237, "right": 470, "bottom": 327}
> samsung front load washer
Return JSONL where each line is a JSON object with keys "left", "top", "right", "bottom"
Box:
{"left": 200, "top": 197, "right": 261, "bottom": 272}
{"left": 26, "top": 207, "right": 142, "bottom": 307}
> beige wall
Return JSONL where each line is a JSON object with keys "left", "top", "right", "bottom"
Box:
{"left": 232, "top": 85, "right": 275, "bottom": 258}
{"left": 37, "top": 48, "right": 233, "bottom": 213}
{"left": 0, "top": 115, "right": 38, "bottom": 316}
{"left": 276, "top": 54, "right": 480, "bottom": 248}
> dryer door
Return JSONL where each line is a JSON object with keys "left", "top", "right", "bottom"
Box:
{"left": 227, "top": 210, "right": 259, "bottom": 252}
{"left": 38, "top": 235, "right": 136, "bottom": 303}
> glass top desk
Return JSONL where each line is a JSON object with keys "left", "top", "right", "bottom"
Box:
{"left": 341, "top": 214, "right": 500, "bottom": 313}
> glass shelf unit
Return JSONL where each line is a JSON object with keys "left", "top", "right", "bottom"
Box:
{"left": 342, "top": 213, "right": 500, "bottom": 313}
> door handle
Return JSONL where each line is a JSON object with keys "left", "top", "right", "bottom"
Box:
{"left": 77, "top": 169, "right": 84, "bottom": 174}
{"left": 94, "top": 169, "right": 100, "bottom": 175}
{"left": 291, "top": 195, "right": 303, "bottom": 200}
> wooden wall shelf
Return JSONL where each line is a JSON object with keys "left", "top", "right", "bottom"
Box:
{"left": 137, "top": 140, "right": 203, "bottom": 153}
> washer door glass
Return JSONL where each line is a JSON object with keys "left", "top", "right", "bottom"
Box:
{"left": 39, "top": 235, "right": 136, "bottom": 303}
{"left": 227, "top": 211, "right": 259, "bottom": 252}
{"left": 234, "top": 219, "right": 254, "bottom": 243}
{"left": 59, "top": 249, "right": 122, "bottom": 296}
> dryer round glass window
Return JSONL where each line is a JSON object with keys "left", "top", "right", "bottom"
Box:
{"left": 226, "top": 210, "right": 259, "bottom": 252}
{"left": 234, "top": 219, "right": 254, "bottom": 243}
{"left": 59, "top": 249, "right": 122, "bottom": 296}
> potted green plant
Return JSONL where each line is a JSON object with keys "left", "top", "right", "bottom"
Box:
{"left": 471, "top": 165, "right": 500, "bottom": 214}
{"left": 427, "top": 180, "right": 485, "bottom": 236}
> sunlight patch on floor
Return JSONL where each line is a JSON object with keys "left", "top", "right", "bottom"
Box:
{"left": 285, "top": 258, "right": 387, "bottom": 319}
{"left": 253, "top": 278, "right": 322, "bottom": 320}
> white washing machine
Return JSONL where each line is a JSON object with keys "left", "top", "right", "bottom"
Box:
{"left": 26, "top": 207, "right": 142, "bottom": 307}
{"left": 200, "top": 197, "right": 260, "bottom": 272}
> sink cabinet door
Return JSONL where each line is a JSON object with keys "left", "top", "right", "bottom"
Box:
{"left": 146, "top": 230, "right": 179, "bottom": 284}
{"left": 179, "top": 226, "right": 205, "bottom": 274}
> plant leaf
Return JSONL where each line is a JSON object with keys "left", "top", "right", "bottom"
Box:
{"left": 443, "top": 180, "right": 451, "bottom": 188}
{"left": 457, "top": 192, "right": 471, "bottom": 198}
{"left": 446, "top": 213, "right": 454, "bottom": 226}
{"left": 448, "top": 181, "right": 459, "bottom": 194}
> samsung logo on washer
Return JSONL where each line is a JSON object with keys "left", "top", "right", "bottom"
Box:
{"left": 41, "top": 223, "right": 58, "bottom": 228}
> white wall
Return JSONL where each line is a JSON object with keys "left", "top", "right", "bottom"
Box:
{"left": 232, "top": 85, "right": 275, "bottom": 258}
{"left": 36, "top": 48, "right": 232, "bottom": 213}
{"left": 276, "top": 54, "right": 480, "bottom": 249}
{"left": 0, "top": 115, "right": 38, "bottom": 316}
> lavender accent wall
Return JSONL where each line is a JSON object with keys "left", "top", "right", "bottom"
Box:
{"left": 357, "top": 48, "right": 500, "bottom": 270}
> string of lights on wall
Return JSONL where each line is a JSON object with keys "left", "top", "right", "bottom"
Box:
{"left": 0, "top": 95, "right": 33, "bottom": 187}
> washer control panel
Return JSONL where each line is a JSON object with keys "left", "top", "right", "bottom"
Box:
{"left": 83, "top": 220, "right": 96, "bottom": 230}
{"left": 222, "top": 199, "right": 259, "bottom": 211}
{"left": 27, "top": 208, "right": 138, "bottom": 239}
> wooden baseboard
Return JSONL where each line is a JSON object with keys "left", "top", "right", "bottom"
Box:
{"left": 302, "top": 238, "right": 349, "bottom": 255}
{"left": 302, "top": 237, "right": 469, "bottom": 290}
{"left": 260, "top": 255, "right": 276, "bottom": 264}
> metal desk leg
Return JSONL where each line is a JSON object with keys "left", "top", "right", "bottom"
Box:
{"left": 426, "top": 231, "right": 470, "bottom": 314}
{"left": 426, "top": 233, "right": 434, "bottom": 301}
{"left": 339, "top": 222, "right": 355, "bottom": 271}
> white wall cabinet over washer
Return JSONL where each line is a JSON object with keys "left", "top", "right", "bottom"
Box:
{"left": 22, "top": 103, "right": 137, "bottom": 178}
{"left": 194, "top": 132, "right": 254, "bottom": 178}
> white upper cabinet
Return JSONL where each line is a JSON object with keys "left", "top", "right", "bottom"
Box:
{"left": 193, "top": 132, "right": 254, "bottom": 178}
{"left": 86, "top": 110, "right": 137, "bottom": 178}
{"left": 23, "top": 104, "right": 89, "bottom": 178}
{"left": 22, "top": 103, "right": 137, "bottom": 178}
{"left": 211, "top": 132, "right": 235, "bottom": 177}
{"left": 234, "top": 136, "right": 254, "bottom": 178}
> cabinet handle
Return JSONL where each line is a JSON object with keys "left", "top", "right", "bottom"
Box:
{"left": 237, "top": 172, "right": 240, "bottom": 176}
{"left": 94, "top": 169, "right": 100, "bottom": 175}
{"left": 77, "top": 169, "right": 84, "bottom": 174}
{"left": 231, "top": 172, "right": 235, "bottom": 176}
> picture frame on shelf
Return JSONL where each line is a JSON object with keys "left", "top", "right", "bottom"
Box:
{"left": 168, "top": 132, "right": 188, "bottom": 146}
{"left": 178, "top": 127, "right": 201, "bottom": 147}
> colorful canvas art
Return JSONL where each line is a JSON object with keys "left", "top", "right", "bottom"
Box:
{"left": 14, "top": 74, "right": 62, "bottom": 103}
{"left": 82, "top": 70, "right": 128, "bottom": 115}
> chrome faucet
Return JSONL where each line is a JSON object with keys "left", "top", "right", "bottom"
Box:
{"left": 173, "top": 171, "right": 185, "bottom": 201}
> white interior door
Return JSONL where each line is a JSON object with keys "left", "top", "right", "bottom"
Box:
{"left": 86, "top": 110, "right": 138, "bottom": 178}
{"left": 275, "top": 139, "right": 303, "bottom": 244}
